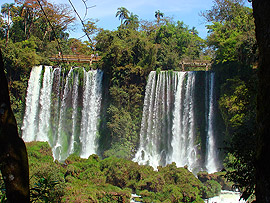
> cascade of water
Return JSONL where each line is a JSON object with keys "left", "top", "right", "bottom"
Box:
{"left": 184, "top": 72, "right": 197, "bottom": 170}
{"left": 22, "top": 65, "right": 43, "bottom": 141}
{"left": 134, "top": 71, "right": 175, "bottom": 168}
{"left": 165, "top": 72, "right": 173, "bottom": 164}
{"left": 171, "top": 72, "right": 197, "bottom": 170}
{"left": 69, "top": 71, "right": 79, "bottom": 155}
{"left": 50, "top": 68, "right": 61, "bottom": 146}
{"left": 151, "top": 71, "right": 163, "bottom": 164}
{"left": 23, "top": 66, "right": 104, "bottom": 161}
{"left": 135, "top": 71, "right": 212, "bottom": 172}
{"left": 36, "top": 66, "right": 53, "bottom": 141}
{"left": 133, "top": 71, "right": 159, "bottom": 168}
{"left": 170, "top": 72, "right": 186, "bottom": 166}
{"left": 53, "top": 68, "right": 74, "bottom": 161}
{"left": 206, "top": 72, "right": 218, "bottom": 173}
{"left": 80, "top": 70, "right": 103, "bottom": 158}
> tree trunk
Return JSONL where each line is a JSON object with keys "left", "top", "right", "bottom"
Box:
{"left": 0, "top": 49, "right": 30, "bottom": 202}
{"left": 252, "top": 0, "right": 270, "bottom": 202}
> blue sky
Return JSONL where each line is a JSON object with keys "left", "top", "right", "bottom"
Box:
{"left": 1, "top": 0, "right": 252, "bottom": 40}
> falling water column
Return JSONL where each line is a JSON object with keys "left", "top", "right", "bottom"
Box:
{"left": 53, "top": 68, "right": 74, "bottom": 161}
{"left": 133, "top": 71, "right": 160, "bottom": 168}
{"left": 22, "top": 66, "right": 43, "bottom": 141}
{"left": 170, "top": 72, "right": 186, "bottom": 166}
{"left": 36, "top": 66, "right": 53, "bottom": 141}
{"left": 80, "top": 70, "right": 103, "bottom": 158}
{"left": 205, "top": 72, "right": 218, "bottom": 173}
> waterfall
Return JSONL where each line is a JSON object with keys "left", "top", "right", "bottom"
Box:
{"left": 36, "top": 66, "right": 53, "bottom": 141}
{"left": 22, "top": 66, "right": 103, "bottom": 161}
{"left": 133, "top": 71, "right": 175, "bottom": 169}
{"left": 179, "top": 72, "right": 197, "bottom": 170}
{"left": 134, "top": 71, "right": 219, "bottom": 173}
{"left": 133, "top": 71, "right": 158, "bottom": 167}
{"left": 69, "top": 71, "right": 79, "bottom": 155}
{"left": 170, "top": 72, "right": 198, "bottom": 169}
{"left": 22, "top": 65, "right": 43, "bottom": 142}
{"left": 80, "top": 70, "right": 103, "bottom": 158}
{"left": 53, "top": 68, "right": 74, "bottom": 161}
{"left": 205, "top": 72, "right": 218, "bottom": 173}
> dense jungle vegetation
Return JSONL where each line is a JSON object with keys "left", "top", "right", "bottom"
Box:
{"left": 0, "top": 0, "right": 258, "bottom": 201}
{"left": 1, "top": 141, "right": 234, "bottom": 202}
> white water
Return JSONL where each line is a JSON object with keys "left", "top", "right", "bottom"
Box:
{"left": 22, "top": 66, "right": 103, "bottom": 161}
{"left": 36, "top": 66, "right": 53, "bottom": 141}
{"left": 205, "top": 190, "right": 246, "bottom": 203}
{"left": 206, "top": 72, "right": 218, "bottom": 173}
{"left": 133, "top": 71, "right": 160, "bottom": 168}
{"left": 69, "top": 71, "right": 79, "bottom": 155}
{"left": 170, "top": 72, "right": 198, "bottom": 171}
{"left": 22, "top": 65, "right": 43, "bottom": 141}
{"left": 134, "top": 71, "right": 219, "bottom": 173}
{"left": 181, "top": 72, "right": 197, "bottom": 170}
{"left": 53, "top": 68, "right": 74, "bottom": 161}
{"left": 134, "top": 71, "right": 199, "bottom": 170}
{"left": 80, "top": 70, "right": 103, "bottom": 158}
{"left": 170, "top": 72, "right": 186, "bottom": 165}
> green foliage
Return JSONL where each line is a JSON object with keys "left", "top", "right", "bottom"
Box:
{"left": 30, "top": 177, "right": 60, "bottom": 203}
{"left": 155, "top": 21, "right": 205, "bottom": 69}
{"left": 203, "top": 0, "right": 257, "bottom": 65}
{"left": 205, "top": 2, "right": 258, "bottom": 193}
{"left": 26, "top": 142, "right": 65, "bottom": 202}
{"left": 216, "top": 65, "right": 257, "bottom": 200}
{"left": 202, "top": 180, "right": 222, "bottom": 198}
{"left": 0, "top": 177, "right": 7, "bottom": 203}
{"left": 20, "top": 142, "right": 214, "bottom": 202}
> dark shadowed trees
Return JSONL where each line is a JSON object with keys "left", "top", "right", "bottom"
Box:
{"left": 252, "top": 0, "right": 270, "bottom": 202}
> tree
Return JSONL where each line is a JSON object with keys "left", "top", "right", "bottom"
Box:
{"left": 218, "top": 75, "right": 257, "bottom": 200}
{"left": 190, "top": 26, "right": 198, "bottom": 35}
{"left": 123, "top": 12, "right": 139, "bottom": 30}
{"left": 0, "top": 49, "right": 30, "bottom": 202}
{"left": 68, "top": 38, "right": 91, "bottom": 55}
{"left": 13, "top": 0, "right": 75, "bottom": 42}
{"left": 116, "top": 7, "right": 130, "bottom": 28}
{"left": 252, "top": 0, "right": 270, "bottom": 201}
{"left": 200, "top": 0, "right": 245, "bottom": 23}
{"left": 201, "top": 0, "right": 257, "bottom": 65}
{"left": 1, "top": 3, "right": 16, "bottom": 45}
{"left": 155, "top": 10, "right": 164, "bottom": 24}
{"left": 154, "top": 21, "right": 204, "bottom": 69}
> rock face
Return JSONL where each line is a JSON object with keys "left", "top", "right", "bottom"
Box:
{"left": 0, "top": 49, "right": 30, "bottom": 202}
{"left": 197, "top": 171, "right": 233, "bottom": 191}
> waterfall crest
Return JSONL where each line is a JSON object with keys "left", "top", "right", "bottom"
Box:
{"left": 22, "top": 66, "right": 103, "bottom": 161}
